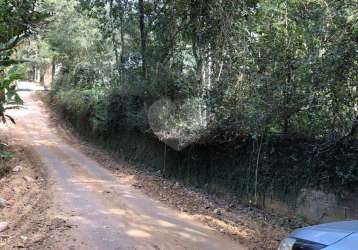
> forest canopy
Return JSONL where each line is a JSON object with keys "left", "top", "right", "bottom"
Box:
{"left": 35, "top": 0, "right": 357, "bottom": 142}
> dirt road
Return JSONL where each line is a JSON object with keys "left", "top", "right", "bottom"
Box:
{"left": 4, "top": 82, "right": 245, "bottom": 250}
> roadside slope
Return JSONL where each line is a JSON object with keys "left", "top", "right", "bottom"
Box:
{"left": 41, "top": 87, "right": 289, "bottom": 249}
{"left": 3, "top": 83, "right": 246, "bottom": 249}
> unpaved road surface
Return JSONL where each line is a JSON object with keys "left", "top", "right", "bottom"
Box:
{"left": 4, "top": 82, "right": 245, "bottom": 250}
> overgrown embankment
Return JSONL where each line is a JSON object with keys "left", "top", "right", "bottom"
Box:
{"left": 50, "top": 89, "right": 358, "bottom": 222}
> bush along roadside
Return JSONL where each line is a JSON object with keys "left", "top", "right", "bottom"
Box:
{"left": 0, "top": 143, "right": 14, "bottom": 179}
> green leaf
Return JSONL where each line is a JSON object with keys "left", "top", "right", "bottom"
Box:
{"left": 0, "top": 150, "right": 14, "bottom": 159}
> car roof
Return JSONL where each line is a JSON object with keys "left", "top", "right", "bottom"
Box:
{"left": 323, "top": 233, "right": 358, "bottom": 250}
{"left": 290, "top": 221, "right": 358, "bottom": 246}
{"left": 311, "top": 221, "right": 358, "bottom": 232}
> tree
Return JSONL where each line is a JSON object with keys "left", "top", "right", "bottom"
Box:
{"left": 0, "top": 0, "right": 48, "bottom": 65}
{"left": 0, "top": 0, "right": 49, "bottom": 123}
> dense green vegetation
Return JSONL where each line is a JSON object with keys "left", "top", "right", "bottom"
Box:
{"left": 46, "top": 0, "right": 357, "bottom": 137}
{"left": 0, "top": 0, "right": 46, "bottom": 123}
{"left": 14, "top": 0, "right": 358, "bottom": 205}
{"left": 0, "top": 0, "right": 49, "bottom": 170}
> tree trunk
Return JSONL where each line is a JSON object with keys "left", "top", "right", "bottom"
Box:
{"left": 40, "top": 68, "right": 44, "bottom": 85}
{"left": 349, "top": 115, "right": 358, "bottom": 137}
{"left": 138, "top": 0, "right": 147, "bottom": 80}
{"left": 32, "top": 65, "right": 36, "bottom": 81}
{"left": 51, "top": 59, "right": 56, "bottom": 83}
{"left": 109, "top": 0, "right": 121, "bottom": 79}
{"left": 120, "top": 8, "right": 125, "bottom": 76}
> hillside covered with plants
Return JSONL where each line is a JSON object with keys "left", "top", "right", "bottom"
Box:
{"left": 31, "top": 0, "right": 357, "bottom": 208}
